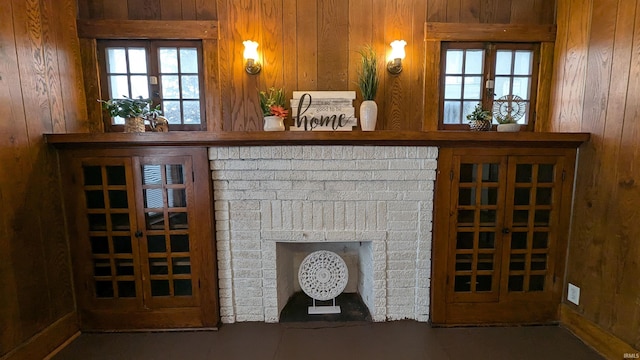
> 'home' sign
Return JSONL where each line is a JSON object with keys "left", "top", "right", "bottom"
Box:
{"left": 290, "top": 91, "right": 356, "bottom": 131}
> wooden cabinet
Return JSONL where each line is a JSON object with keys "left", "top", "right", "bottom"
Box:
{"left": 432, "top": 148, "right": 577, "bottom": 325}
{"left": 60, "top": 147, "right": 218, "bottom": 330}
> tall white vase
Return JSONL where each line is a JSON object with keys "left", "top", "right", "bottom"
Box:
{"left": 360, "top": 100, "right": 378, "bottom": 131}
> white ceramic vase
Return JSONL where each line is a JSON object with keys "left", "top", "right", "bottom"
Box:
{"left": 264, "top": 115, "right": 285, "bottom": 131}
{"left": 360, "top": 100, "right": 378, "bottom": 131}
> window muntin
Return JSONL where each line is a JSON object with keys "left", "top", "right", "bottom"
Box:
{"left": 440, "top": 43, "right": 539, "bottom": 130}
{"left": 98, "top": 40, "right": 205, "bottom": 131}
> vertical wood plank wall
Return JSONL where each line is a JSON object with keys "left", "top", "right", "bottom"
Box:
{"left": 550, "top": 0, "right": 640, "bottom": 350}
{"left": 0, "top": 0, "right": 86, "bottom": 358}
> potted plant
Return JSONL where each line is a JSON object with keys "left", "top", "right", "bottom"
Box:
{"left": 99, "top": 96, "right": 162, "bottom": 133}
{"left": 259, "top": 87, "right": 288, "bottom": 131}
{"left": 356, "top": 45, "right": 379, "bottom": 131}
{"left": 495, "top": 114, "right": 521, "bottom": 132}
{"left": 466, "top": 103, "right": 492, "bottom": 131}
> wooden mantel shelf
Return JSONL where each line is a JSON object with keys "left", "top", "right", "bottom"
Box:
{"left": 45, "top": 131, "right": 590, "bottom": 149}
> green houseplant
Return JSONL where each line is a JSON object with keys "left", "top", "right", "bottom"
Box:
{"left": 259, "top": 87, "right": 288, "bottom": 131}
{"left": 99, "top": 96, "right": 162, "bottom": 133}
{"left": 495, "top": 113, "right": 520, "bottom": 132}
{"left": 356, "top": 45, "right": 379, "bottom": 131}
{"left": 466, "top": 103, "right": 492, "bottom": 131}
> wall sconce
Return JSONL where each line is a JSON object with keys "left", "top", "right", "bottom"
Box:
{"left": 387, "top": 40, "right": 406, "bottom": 75}
{"left": 243, "top": 40, "right": 261, "bottom": 75}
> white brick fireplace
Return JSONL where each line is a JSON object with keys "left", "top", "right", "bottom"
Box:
{"left": 209, "top": 146, "right": 437, "bottom": 323}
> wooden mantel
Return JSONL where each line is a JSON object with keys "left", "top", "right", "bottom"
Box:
{"left": 45, "top": 131, "right": 590, "bottom": 149}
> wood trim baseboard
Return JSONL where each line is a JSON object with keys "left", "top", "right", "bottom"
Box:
{"left": 560, "top": 304, "right": 639, "bottom": 359}
{"left": 1, "top": 312, "right": 79, "bottom": 360}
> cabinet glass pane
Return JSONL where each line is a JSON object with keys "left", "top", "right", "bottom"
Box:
{"left": 459, "top": 164, "right": 476, "bottom": 183}
{"left": 534, "top": 210, "right": 550, "bottom": 226}
{"left": 94, "top": 259, "right": 111, "bottom": 276}
{"left": 149, "top": 258, "right": 169, "bottom": 275}
{"left": 479, "top": 210, "right": 496, "bottom": 225}
{"left": 538, "top": 164, "right": 555, "bottom": 183}
{"left": 509, "top": 254, "right": 526, "bottom": 270}
{"left": 167, "top": 189, "right": 187, "bottom": 207}
{"left": 144, "top": 188, "right": 164, "bottom": 208}
{"left": 95, "top": 281, "right": 114, "bottom": 298}
{"left": 111, "top": 214, "right": 130, "bottom": 231}
{"left": 146, "top": 212, "right": 165, "bottom": 230}
{"left": 478, "top": 232, "right": 495, "bottom": 249}
{"left": 511, "top": 232, "right": 527, "bottom": 249}
{"left": 90, "top": 237, "right": 109, "bottom": 254}
{"left": 476, "top": 275, "right": 492, "bottom": 291}
{"left": 529, "top": 275, "right": 545, "bottom": 291}
{"left": 169, "top": 212, "right": 188, "bottom": 229}
{"left": 531, "top": 254, "right": 547, "bottom": 270}
{"left": 481, "top": 164, "right": 499, "bottom": 182}
{"left": 513, "top": 210, "right": 529, "bottom": 226}
{"left": 458, "top": 188, "right": 475, "bottom": 206}
{"left": 172, "top": 257, "right": 191, "bottom": 274}
{"left": 151, "top": 280, "right": 170, "bottom": 296}
{"left": 83, "top": 166, "right": 102, "bottom": 185}
{"left": 118, "top": 281, "right": 136, "bottom": 297}
{"left": 477, "top": 253, "right": 494, "bottom": 270}
{"left": 166, "top": 165, "right": 184, "bottom": 184}
{"left": 456, "top": 232, "right": 474, "bottom": 249}
{"left": 480, "top": 187, "right": 498, "bottom": 205}
{"left": 457, "top": 210, "right": 475, "bottom": 225}
{"left": 113, "top": 236, "right": 132, "bottom": 253}
{"left": 108, "top": 190, "right": 128, "bottom": 208}
{"left": 170, "top": 235, "right": 190, "bottom": 252}
{"left": 174, "top": 279, "right": 193, "bottom": 296}
{"left": 88, "top": 214, "right": 107, "bottom": 231}
{"left": 86, "top": 191, "right": 105, "bottom": 208}
{"left": 515, "top": 164, "right": 532, "bottom": 183}
{"left": 514, "top": 188, "right": 530, "bottom": 205}
{"left": 532, "top": 232, "right": 549, "bottom": 249}
{"left": 454, "top": 275, "right": 471, "bottom": 292}
{"left": 455, "top": 254, "right": 472, "bottom": 271}
{"left": 536, "top": 188, "right": 552, "bottom": 205}
{"left": 115, "top": 259, "right": 135, "bottom": 276}
{"left": 508, "top": 275, "right": 524, "bottom": 291}
{"left": 142, "top": 165, "right": 162, "bottom": 185}
{"left": 148, "top": 235, "right": 167, "bottom": 253}
{"left": 106, "top": 166, "right": 126, "bottom": 185}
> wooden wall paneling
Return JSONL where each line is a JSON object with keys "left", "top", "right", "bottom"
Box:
{"left": 282, "top": 0, "right": 298, "bottom": 129}
{"left": 297, "top": 0, "right": 318, "bottom": 91}
{"left": 196, "top": 0, "right": 217, "bottom": 20}
{"left": 260, "top": 0, "right": 285, "bottom": 90}
{"left": 427, "top": 0, "right": 446, "bottom": 22}
{"left": 510, "top": 0, "right": 537, "bottom": 24}
{"left": 79, "top": 39, "right": 104, "bottom": 132}
{"left": 490, "top": 0, "right": 513, "bottom": 23}
{"left": 215, "top": 0, "right": 232, "bottom": 130}
{"left": 460, "top": 0, "right": 481, "bottom": 23}
{"left": 39, "top": 0, "right": 66, "bottom": 134}
{"left": 9, "top": 0, "right": 55, "bottom": 342}
{"left": 423, "top": 39, "right": 440, "bottom": 131}
{"left": 159, "top": 0, "right": 183, "bottom": 20}
{"left": 348, "top": 0, "right": 373, "bottom": 130}
{"left": 409, "top": 0, "right": 427, "bottom": 131}
{"left": 203, "top": 39, "right": 222, "bottom": 131}
{"left": 128, "top": 0, "right": 160, "bottom": 20}
{"left": 181, "top": 0, "right": 197, "bottom": 20}
{"left": 534, "top": 42, "right": 554, "bottom": 132}
{"left": 317, "top": 0, "right": 349, "bottom": 90}
{"left": 87, "top": 0, "right": 104, "bottom": 19}
{"left": 425, "top": 23, "right": 556, "bottom": 42}
{"left": 447, "top": 0, "right": 462, "bottom": 22}
{"left": 78, "top": 0, "right": 90, "bottom": 19}
{"left": 103, "top": 0, "right": 130, "bottom": 19}
{"left": 54, "top": 0, "right": 90, "bottom": 133}
{"left": 548, "top": 0, "right": 570, "bottom": 132}
{"left": 535, "top": 0, "right": 557, "bottom": 24}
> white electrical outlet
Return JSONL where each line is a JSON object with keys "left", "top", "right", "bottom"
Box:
{"left": 567, "top": 283, "right": 580, "bottom": 305}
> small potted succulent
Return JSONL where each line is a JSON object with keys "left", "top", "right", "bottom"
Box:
{"left": 466, "top": 103, "right": 492, "bottom": 131}
{"left": 99, "top": 96, "right": 162, "bottom": 133}
{"left": 495, "top": 114, "right": 521, "bottom": 132}
{"left": 356, "top": 45, "right": 379, "bottom": 131}
{"left": 259, "top": 87, "right": 288, "bottom": 131}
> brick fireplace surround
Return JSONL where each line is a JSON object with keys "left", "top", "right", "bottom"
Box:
{"left": 209, "top": 146, "right": 437, "bottom": 323}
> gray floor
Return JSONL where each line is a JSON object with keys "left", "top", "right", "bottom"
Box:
{"left": 54, "top": 321, "right": 603, "bottom": 360}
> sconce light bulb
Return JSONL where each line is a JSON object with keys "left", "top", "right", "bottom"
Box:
{"left": 242, "top": 40, "right": 261, "bottom": 75}
{"left": 387, "top": 40, "right": 406, "bottom": 75}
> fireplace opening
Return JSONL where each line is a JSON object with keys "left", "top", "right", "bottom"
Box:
{"left": 276, "top": 241, "right": 374, "bottom": 322}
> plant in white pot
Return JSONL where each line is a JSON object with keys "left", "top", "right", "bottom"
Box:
{"left": 99, "top": 96, "right": 162, "bottom": 133}
{"left": 259, "top": 87, "right": 288, "bottom": 131}
{"left": 356, "top": 45, "right": 379, "bottom": 131}
{"left": 495, "top": 114, "right": 521, "bottom": 132}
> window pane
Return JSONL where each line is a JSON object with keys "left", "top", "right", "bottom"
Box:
{"left": 495, "top": 51, "right": 513, "bottom": 75}
{"left": 446, "top": 50, "right": 463, "bottom": 73}
{"left": 130, "top": 75, "right": 149, "bottom": 98}
{"left": 106, "top": 48, "right": 127, "bottom": 73}
{"left": 512, "top": 77, "right": 530, "bottom": 99}
{"left": 159, "top": 48, "right": 179, "bottom": 73}
{"left": 162, "top": 75, "right": 180, "bottom": 98}
{"left": 181, "top": 75, "right": 200, "bottom": 98}
{"left": 109, "top": 75, "right": 130, "bottom": 98}
{"left": 444, "top": 76, "right": 462, "bottom": 99}
{"left": 128, "top": 48, "right": 147, "bottom": 73}
{"left": 463, "top": 76, "right": 482, "bottom": 99}
{"left": 494, "top": 76, "right": 512, "bottom": 98}
{"left": 444, "top": 101, "right": 461, "bottom": 124}
{"left": 465, "top": 50, "right": 484, "bottom": 74}
{"left": 183, "top": 101, "right": 201, "bottom": 124}
{"left": 514, "top": 51, "right": 533, "bottom": 75}
{"left": 180, "top": 48, "right": 198, "bottom": 73}
{"left": 463, "top": 101, "right": 477, "bottom": 121}
{"left": 163, "top": 101, "right": 182, "bottom": 124}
